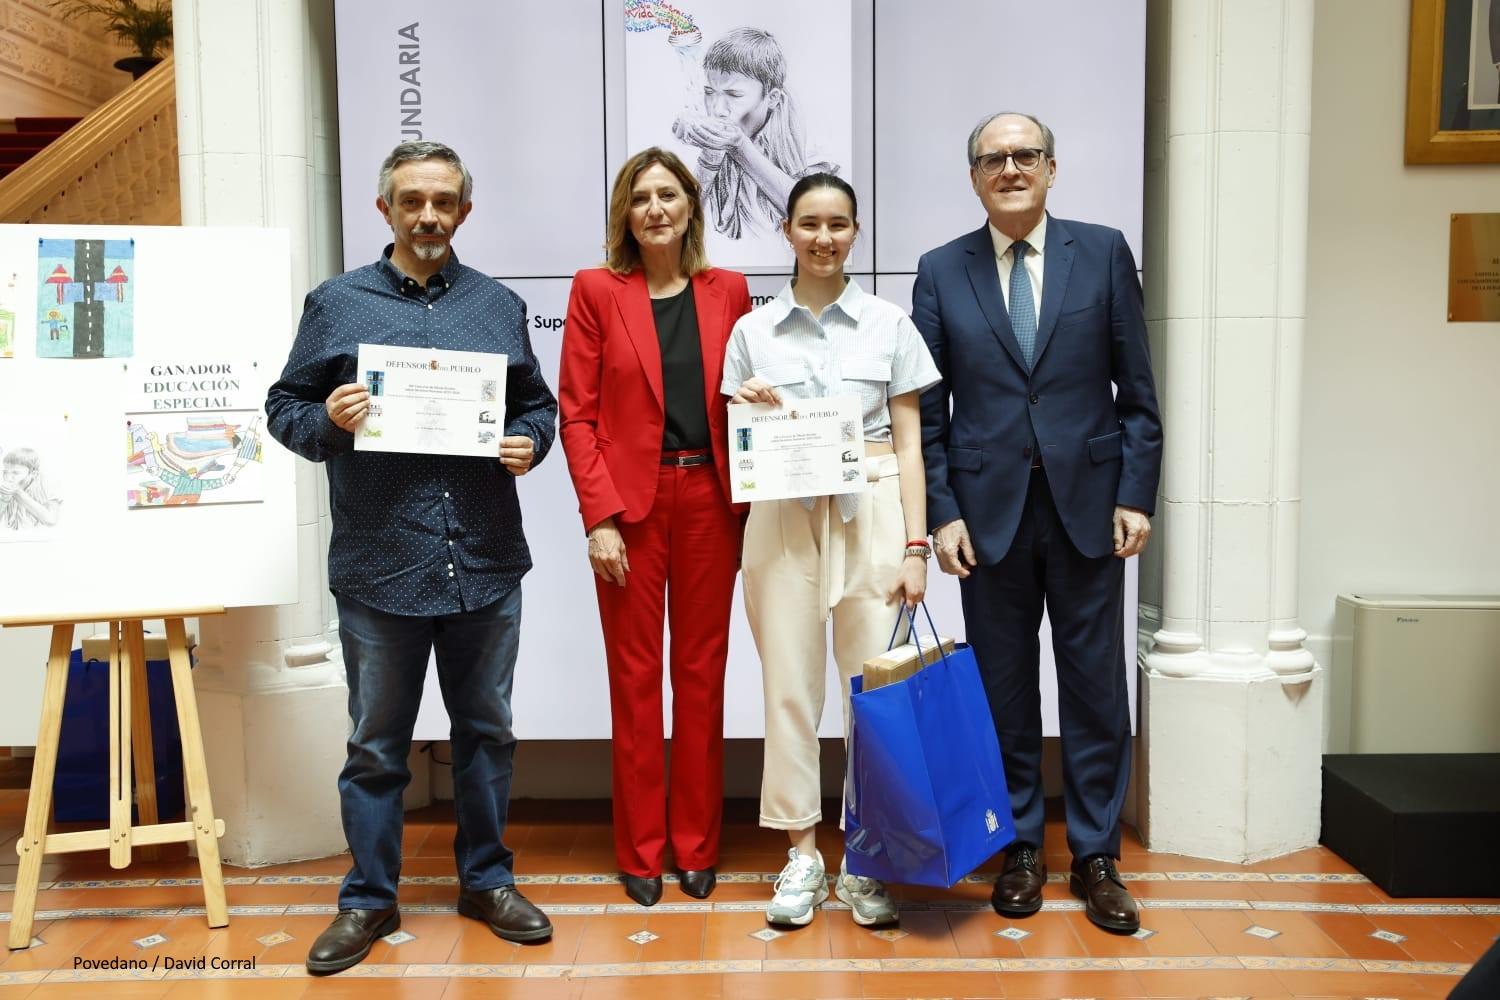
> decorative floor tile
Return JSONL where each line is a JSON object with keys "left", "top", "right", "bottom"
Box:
{"left": 626, "top": 930, "right": 658, "bottom": 944}
{"left": 133, "top": 933, "right": 168, "bottom": 948}
{"left": 1167, "top": 871, "right": 1271, "bottom": 882}
{"left": 1250, "top": 900, "right": 1363, "bottom": 912}
{"left": 256, "top": 931, "right": 293, "bottom": 947}
{"left": 747, "top": 927, "right": 783, "bottom": 942}
{"left": 869, "top": 928, "right": 908, "bottom": 942}
{"left": 1131, "top": 926, "right": 1157, "bottom": 940}
{"left": 1244, "top": 924, "right": 1281, "bottom": 939}
{"left": 1267, "top": 871, "right": 1370, "bottom": 883}
{"left": 1370, "top": 928, "right": 1407, "bottom": 944}
{"left": 994, "top": 926, "right": 1031, "bottom": 941}
{"left": 383, "top": 929, "right": 416, "bottom": 945}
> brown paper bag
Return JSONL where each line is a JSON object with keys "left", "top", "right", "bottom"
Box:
{"left": 861, "top": 634, "right": 956, "bottom": 691}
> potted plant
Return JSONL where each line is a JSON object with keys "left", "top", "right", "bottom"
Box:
{"left": 49, "top": 0, "right": 173, "bottom": 79}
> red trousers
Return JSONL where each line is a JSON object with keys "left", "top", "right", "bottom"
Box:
{"left": 595, "top": 461, "right": 740, "bottom": 876}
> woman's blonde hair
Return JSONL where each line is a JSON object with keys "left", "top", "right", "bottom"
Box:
{"left": 604, "top": 147, "right": 710, "bottom": 275}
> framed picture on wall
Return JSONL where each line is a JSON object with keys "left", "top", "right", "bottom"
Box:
{"left": 1405, "top": 0, "right": 1500, "bottom": 163}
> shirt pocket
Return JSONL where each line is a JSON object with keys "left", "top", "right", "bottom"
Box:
{"left": 755, "top": 361, "right": 810, "bottom": 388}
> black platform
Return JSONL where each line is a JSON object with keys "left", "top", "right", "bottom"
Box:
{"left": 1321, "top": 754, "right": 1500, "bottom": 898}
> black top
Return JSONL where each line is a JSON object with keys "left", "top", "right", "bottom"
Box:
{"left": 652, "top": 283, "right": 710, "bottom": 451}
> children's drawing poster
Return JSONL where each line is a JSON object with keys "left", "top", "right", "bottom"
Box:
{"left": 0, "top": 269, "right": 17, "bottom": 358}
{"left": 0, "top": 414, "right": 66, "bottom": 543}
{"left": 0, "top": 223, "right": 296, "bottom": 616}
{"left": 124, "top": 359, "right": 266, "bottom": 507}
{"left": 35, "top": 237, "right": 135, "bottom": 358}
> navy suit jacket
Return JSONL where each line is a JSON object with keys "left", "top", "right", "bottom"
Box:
{"left": 914, "top": 215, "right": 1162, "bottom": 563}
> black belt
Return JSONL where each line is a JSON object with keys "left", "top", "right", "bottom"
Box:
{"left": 661, "top": 450, "right": 711, "bottom": 467}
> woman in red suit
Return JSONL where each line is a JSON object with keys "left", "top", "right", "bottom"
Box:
{"left": 559, "top": 147, "right": 751, "bottom": 906}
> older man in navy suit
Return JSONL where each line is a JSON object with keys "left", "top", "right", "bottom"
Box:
{"left": 914, "top": 111, "right": 1162, "bottom": 933}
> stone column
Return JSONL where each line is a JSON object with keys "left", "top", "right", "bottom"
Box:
{"left": 170, "top": 0, "right": 349, "bottom": 864}
{"left": 1137, "top": 0, "right": 1322, "bottom": 862}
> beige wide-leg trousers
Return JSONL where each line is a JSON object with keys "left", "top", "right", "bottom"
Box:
{"left": 743, "top": 452, "right": 910, "bottom": 830}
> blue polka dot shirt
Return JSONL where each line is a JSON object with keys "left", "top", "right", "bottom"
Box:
{"left": 265, "top": 247, "right": 558, "bottom": 616}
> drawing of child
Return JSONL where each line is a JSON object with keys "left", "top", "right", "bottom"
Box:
{"left": 0, "top": 447, "right": 61, "bottom": 529}
{"left": 671, "top": 27, "right": 837, "bottom": 239}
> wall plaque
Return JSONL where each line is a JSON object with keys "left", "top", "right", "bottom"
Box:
{"left": 1450, "top": 213, "right": 1500, "bottom": 321}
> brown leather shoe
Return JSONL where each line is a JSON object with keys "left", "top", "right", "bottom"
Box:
{"left": 1069, "top": 855, "right": 1140, "bottom": 933}
{"left": 305, "top": 906, "right": 400, "bottom": 975}
{"left": 458, "top": 885, "right": 553, "bottom": 943}
{"left": 991, "top": 842, "right": 1046, "bottom": 917}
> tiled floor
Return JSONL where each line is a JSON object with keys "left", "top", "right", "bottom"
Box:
{"left": 0, "top": 790, "right": 1494, "bottom": 997}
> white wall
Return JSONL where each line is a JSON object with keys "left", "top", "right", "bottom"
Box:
{"left": 1301, "top": 0, "right": 1500, "bottom": 672}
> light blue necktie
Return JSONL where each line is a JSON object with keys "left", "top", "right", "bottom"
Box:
{"left": 1008, "top": 240, "right": 1036, "bottom": 368}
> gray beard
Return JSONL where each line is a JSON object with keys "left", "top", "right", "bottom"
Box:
{"left": 411, "top": 240, "right": 447, "bottom": 261}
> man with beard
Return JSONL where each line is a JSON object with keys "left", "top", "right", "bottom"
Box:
{"left": 266, "top": 140, "right": 558, "bottom": 974}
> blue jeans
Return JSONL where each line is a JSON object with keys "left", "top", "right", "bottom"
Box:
{"left": 333, "top": 586, "right": 522, "bottom": 908}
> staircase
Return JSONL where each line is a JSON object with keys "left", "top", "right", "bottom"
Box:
{"left": 0, "top": 119, "right": 83, "bottom": 182}
{"left": 0, "top": 56, "right": 179, "bottom": 225}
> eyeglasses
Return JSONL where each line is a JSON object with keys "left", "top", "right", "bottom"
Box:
{"left": 973, "top": 147, "right": 1048, "bottom": 176}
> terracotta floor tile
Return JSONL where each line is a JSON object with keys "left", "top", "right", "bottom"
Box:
{"left": 1300, "top": 910, "right": 1411, "bottom": 961}
{"left": 822, "top": 908, "right": 958, "bottom": 961}
{"left": 571, "top": 912, "right": 652, "bottom": 966}
{"left": 162, "top": 980, "right": 309, "bottom": 999}
{"left": 1239, "top": 909, "right": 1348, "bottom": 959}
{"left": 858, "top": 969, "right": 1004, "bottom": 998}
{"left": 1439, "top": 912, "right": 1500, "bottom": 960}
{"left": 636, "top": 910, "right": 706, "bottom": 962}
{"left": 575, "top": 972, "right": 726, "bottom": 1000}
{"left": 25, "top": 984, "right": 173, "bottom": 999}
{"left": 1371, "top": 912, "right": 1493, "bottom": 964}
{"left": 1012, "top": 911, "right": 1085, "bottom": 958}
{"left": 944, "top": 908, "right": 1027, "bottom": 959}
{"left": 700, "top": 909, "right": 772, "bottom": 961}
{"left": 720, "top": 970, "right": 864, "bottom": 1000}
{"left": 1134, "top": 908, "right": 1215, "bottom": 956}
{"left": 998, "top": 969, "right": 1147, "bottom": 999}
{"left": 294, "top": 975, "right": 451, "bottom": 998}
{"left": 759, "top": 914, "right": 833, "bottom": 960}
{"left": 1129, "top": 967, "right": 1293, "bottom": 996}
{"left": 1271, "top": 968, "right": 1455, "bottom": 997}
{"left": 1184, "top": 908, "right": 1290, "bottom": 957}
{"left": 441, "top": 978, "right": 586, "bottom": 1000}
{"left": 1059, "top": 911, "right": 1154, "bottom": 958}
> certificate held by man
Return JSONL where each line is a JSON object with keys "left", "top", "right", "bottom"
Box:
{"left": 354, "top": 343, "right": 507, "bottom": 457}
{"left": 728, "top": 395, "right": 865, "bottom": 504}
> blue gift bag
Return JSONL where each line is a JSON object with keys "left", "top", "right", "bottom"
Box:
{"left": 844, "top": 606, "right": 1013, "bottom": 887}
{"left": 52, "top": 648, "right": 185, "bottom": 823}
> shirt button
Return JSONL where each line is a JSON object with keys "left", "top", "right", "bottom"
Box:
{"left": 447, "top": 563, "right": 454, "bottom": 570}
{"left": 1029, "top": 393, "right": 1039, "bottom": 404}
{"left": 444, "top": 492, "right": 450, "bottom": 498}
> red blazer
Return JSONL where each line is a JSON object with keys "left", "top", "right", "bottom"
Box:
{"left": 559, "top": 266, "right": 752, "bottom": 532}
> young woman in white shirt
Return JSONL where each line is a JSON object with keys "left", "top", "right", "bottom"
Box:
{"left": 722, "top": 173, "right": 940, "bottom": 928}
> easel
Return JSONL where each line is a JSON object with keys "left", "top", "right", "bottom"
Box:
{"left": 1, "top": 607, "right": 228, "bottom": 950}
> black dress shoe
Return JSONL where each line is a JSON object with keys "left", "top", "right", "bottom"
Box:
{"left": 991, "top": 842, "right": 1046, "bottom": 917}
{"left": 622, "top": 873, "right": 664, "bottom": 906}
{"left": 1069, "top": 854, "right": 1140, "bottom": 933}
{"left": 305, "top": 906, "right": 400, "bottom": 975}
{"left": 457, "top": 885, "right": 553, "bottom": 943}
{"left": 679, "top": 867, "right": 716, "bottom": 899}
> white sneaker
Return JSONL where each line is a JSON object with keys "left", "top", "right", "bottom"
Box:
{"left": 836, "top": 857, "right": 899, "bottom": 926}
{"left": 767, "top": 848, "right": 827, "bottom": 927}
